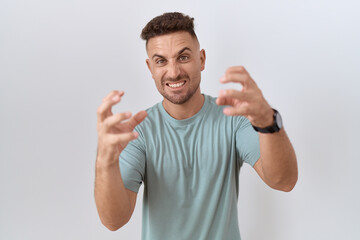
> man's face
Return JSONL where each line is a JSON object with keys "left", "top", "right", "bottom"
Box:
{"left": 146, "top": 31, "right": 206, "bottom": 105}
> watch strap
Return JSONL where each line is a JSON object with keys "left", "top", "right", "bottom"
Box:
{"left": 252, "top": 109, "right": 281, "bottom": 133}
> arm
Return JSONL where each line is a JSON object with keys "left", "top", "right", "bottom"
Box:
{"left": 95, "top": 90, "right": 147, "bottom": 230}
{"left": 254, "top": 128, "right": 298, "bottom": 192}
{"left": 95, "top": 162, "right": 138, "bottom": 230}
{"left": 216, "top": 66, "right": 298, "bottom": 192}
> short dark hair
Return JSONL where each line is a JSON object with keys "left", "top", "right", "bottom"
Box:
{"left": 141, "top": 12, "right": 197, "bottom": 44}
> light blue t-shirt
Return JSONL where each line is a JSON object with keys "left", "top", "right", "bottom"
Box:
{"left": 119, "top": 94, "right": 260, "bottom": 240}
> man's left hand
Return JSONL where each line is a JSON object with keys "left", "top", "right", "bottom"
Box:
{"left": 216, "top": 66, "right": 274, "bottom": 128}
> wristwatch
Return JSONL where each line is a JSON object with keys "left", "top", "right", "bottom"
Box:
{"left": 252, "top": 109, "right": 283, "bottom": 133}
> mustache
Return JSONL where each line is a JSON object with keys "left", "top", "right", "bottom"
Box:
{"left": 162, "top": 74, "right": 189, "bottom": 84}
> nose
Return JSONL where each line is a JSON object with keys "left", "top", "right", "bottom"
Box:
{"left": 166, "top": 61, "right": 181, "bottom": 79}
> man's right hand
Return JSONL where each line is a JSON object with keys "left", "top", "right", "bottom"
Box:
{"left": 96, "top": 90, "right": 147, "bottom": 166}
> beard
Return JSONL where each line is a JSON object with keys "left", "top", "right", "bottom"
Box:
{"left": 159, "top": 73, "right": 200, "bottom": 104}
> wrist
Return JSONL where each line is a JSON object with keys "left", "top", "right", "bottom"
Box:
{"left": 262, "top": 108, "right": 275, "bottom": 127}
{"left": 252, "top": 108, "right": 283, "bottom": 133}
{"left": 96, "top": 154, "right": 120, "bottom": 170}
{"left": 252, "top": 108, "right": 274, "bottom": 128}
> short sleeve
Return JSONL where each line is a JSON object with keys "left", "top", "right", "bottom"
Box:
{"left": 119, "top": 129, "right": 146, "bottom": 193}
{"left": 235, "top": 117, "right": 260, "bottom": 167}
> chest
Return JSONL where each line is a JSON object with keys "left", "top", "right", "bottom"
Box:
{"left": 144, "top": 119, "right": 238, "bottom": 184}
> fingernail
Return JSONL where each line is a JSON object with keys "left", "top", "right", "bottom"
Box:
{"left": 223, "top": 108, "right": 230, "bottom": 115}
{"left": 220, "top": 76, "right": 226, "bottom": 82}
{"left": 133, "top": 132, "right": 139, "bottom": 138}
{"left": 219, "top": 90, "right": 226, "bottom": 96}
{"left": 112, "top": 95, "right": 119, "bottom": 101}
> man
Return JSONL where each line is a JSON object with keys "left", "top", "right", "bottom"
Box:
{"left": 95, "top": 12, "right": 298, "bottom": 240}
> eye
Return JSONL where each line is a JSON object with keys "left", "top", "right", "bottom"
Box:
{"left": 179, "top": 55, "right": 189, "bottom": 61}
{"left": 156, "top": 59, "right": 166, "bottom": 64}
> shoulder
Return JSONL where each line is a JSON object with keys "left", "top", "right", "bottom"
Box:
{"left": 203, "top": 94, "right": 249, "bottom": 126}
{"left": 134, "top": 102, "right": 164, "bottom": 133}
{"left": 203, "top": 94, "right": 225, "bottom": 116}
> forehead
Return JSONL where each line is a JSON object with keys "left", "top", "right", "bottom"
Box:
{"left": 146, "top": 31, "right": 199, "bottom": 57}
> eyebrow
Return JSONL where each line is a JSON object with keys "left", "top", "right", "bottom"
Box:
{"left": 152, "top": 47, "right": 192, "bottom": 60}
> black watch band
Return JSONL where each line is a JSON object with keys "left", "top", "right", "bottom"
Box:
{"left": 252, "top": 109, "right": 283, "bottom": 133}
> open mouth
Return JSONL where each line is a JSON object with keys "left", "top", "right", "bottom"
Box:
{"left": 166, "top": 81, "right": 186, "bottom": 89}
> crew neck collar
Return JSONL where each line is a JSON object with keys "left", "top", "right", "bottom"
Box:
{"left": 157, "top": 94, "right": 210, "bottom": 126}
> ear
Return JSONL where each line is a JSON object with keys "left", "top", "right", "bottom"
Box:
{"left": 146, "top": 59, "right": 153, "bottom": 77}
{"left": 200, "top": 49, "right": 206, "bottom": 71}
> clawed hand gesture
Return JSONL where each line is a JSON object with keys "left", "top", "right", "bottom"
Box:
{"left": 96, "top": 91, "right": 147, "bottom": 164}
{"left": 216, "top": 66, "right": 274, "bottom": 128}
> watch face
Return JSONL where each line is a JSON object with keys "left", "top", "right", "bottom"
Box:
{"left": 275, "top": 112, "right": 283, "bottom": 129}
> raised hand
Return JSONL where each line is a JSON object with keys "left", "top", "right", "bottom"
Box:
{"left": 216, "top": 66, "right": 274, "bottom": 128}
{"left": 96, "top": 90, "right": 147, "bottom": 165}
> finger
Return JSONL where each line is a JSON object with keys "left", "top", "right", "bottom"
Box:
{"left": 102, "top": 90, "right": 124, "bottom": 102}
{"left": 102, "top": 112, "right": 132, "bottom": 132}
{"left": 223, "top": 104, "right": 250, "bottom": 116}
{"left": 97, "top": 93, "right": 124, "bottom": 122}
{"left": 218, "top": 89, "right": 252, "bottom": 102}
{"left": 220, "top": 72, "right": 254, "bottom": 88}
{"left": 220, "top": 66, "right": 256, "bottom": 88}
{"left": 216, "top": 96, "right": 236, "bottom": 106}
{"left": 226, "top": 66, "right": 250, "bottom": 75}
{"left": 126, "top": 110, "right": 148, "bottom": 131}
{"left": 108, "top": 132, "right": 139, "bottom": 145}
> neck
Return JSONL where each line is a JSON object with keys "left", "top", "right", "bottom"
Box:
{"left": 162, "top": 89, "right": 204, "bottom": 120}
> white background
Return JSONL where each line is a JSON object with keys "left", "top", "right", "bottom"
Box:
{"left": 1, "top": 0, "right": 359, "bottom": 239}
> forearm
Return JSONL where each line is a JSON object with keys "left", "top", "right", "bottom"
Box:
{"left": 216, "top": 66, "right": 298, "bottom": 191}
{"left": 258, "top": 128, "right": 298, "bottom": 191}
{"left": 94, "top": 159, "right": 131, "bottom": 230}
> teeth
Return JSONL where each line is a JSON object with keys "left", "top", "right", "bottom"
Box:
{"left": 168, "top": 82, "right": 185, "bottom": 88}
